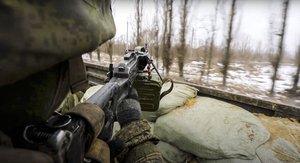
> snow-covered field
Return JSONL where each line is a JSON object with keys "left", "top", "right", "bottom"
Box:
{"left": 83, "top": 53, "right": 300, "bottom": 107}
{"left": 182, "top": 61, "right": 299, "bottom": 106}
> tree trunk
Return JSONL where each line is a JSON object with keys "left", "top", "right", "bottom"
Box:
{"left": 89, "top": 52, "right": 93, "bottom": 61}
{"left": 97, "top": 47, "right": 101, "bottom": 63}
{"left": 201, "top": 38, "right": 209, "bottom": 81}
{"left": 162, "top": 0, "right": 173, "bottom": 76}
{"left": 135, "top": 0, "right": 143, "bottom": 46}
{"left": 162, "top": 0, "right": 168, "bottom": 76}
{"left": 166, "top": 0, "right": 173, "bottom": 76}
{"left": 270, "top": 0, "right": 289, "bottom": 94}
{"left": 292, "top": 46, "right": 300, "bottom": 91}
{"left": 107, "top": 40, "right": 113, "bottom": 64}
{"left": 178, "top": 0, "right": 189, "bottom": 77}
{"left": 154, "top": 0, "right": 159, "bottom": 68}
{"left": 222, "top": 0, "right": 236, "bottom": 86}
{"left": 207, "top": 0, "right": 220, "bottom": 82}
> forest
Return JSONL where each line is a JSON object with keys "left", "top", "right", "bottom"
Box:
{"left": 85, "top": 0, "right": 300, "bottom": 106}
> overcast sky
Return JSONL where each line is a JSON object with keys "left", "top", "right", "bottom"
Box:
{"left": 112, "top": 0, "right": 300, "bottom": 56}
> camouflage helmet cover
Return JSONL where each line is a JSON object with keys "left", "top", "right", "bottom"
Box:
{"left": 0, "top": 0, "right": 116, "bottom": 86}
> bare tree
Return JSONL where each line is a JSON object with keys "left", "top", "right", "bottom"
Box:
{"left": 267, "top": 10, "right": 277, "bottom": 70}
{"left": 162, "top": 0, "right": 174, "bottom": 76}
{"left": 154, "top": 0, "right": 159, "bottom": 68}
{"left": 99, "top": 39, "right": 114, "bottom": 63}
{"left": 190, "top": 28, "right": 195, "bottom": 58}
{"left": 88, "top": 52, "right": 93, "bottom": 61}
{"left": 270, "top": 0, "right": 290, "bottom": 94}
{"left": 291, "top": 46, "right": 300, "bottom": 92}
{"left": 105, "top": 40, "right": 114, "bottom": 63}
{"left": 201, "top": 38, "right": 210, "bottom": 81}
{"left": 161, "top": 0, "right": 168, "bottom": 75}
{"left": 107, "top": 40, "right": 113, "bottom": 64}
{"left": 135, "top": 0, "right": 143, "bottom": 46}
{"left": 126, "top": 21, "right": 129, "bottom": 49}
{"left": 207, "top": 0, "right": 220, "bottom": 82}
{"left": 166, "top": 0, "right": 173, "bottom": 76}
{"left": 222, "top": 0, "right": 237, "bottom": 86}
{"left": 268, "top": 14, "right": 275, "bottom": 60}
{"left": 177, "top": 0, "right": 189, "bottom": 77}
{"left": 96, "top": 47, "right": 101, "bottom": 62}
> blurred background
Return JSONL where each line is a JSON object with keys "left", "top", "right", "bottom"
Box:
{"left": 83, "top": 0, "right": 300, "bottom": 107}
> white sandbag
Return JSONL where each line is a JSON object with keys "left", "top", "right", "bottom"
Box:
{"left": 156, "top": 141, "right": 192, "bottom": 163}
{"left": 255, "top": 144, "right": 282, "bottom": 163}
{"left": 256, "top": 138, "right": 300, "bottom": 163}
{"left": 80, "top": 85, "right": 103, "bottom": 102}
{"left": 255, "top": 114, "right": 300, "bottom": 163}
{"left": 148, "top": 121, "right": 155, "bottom": 134}
{"left": 158, "top": 83, "right": 198, "bottom": 116}
{"left": 154, "top": 97, "right": 270, "bottom": 160}
{"left": 198, "top": 156, "right": 262, "bottom": 163}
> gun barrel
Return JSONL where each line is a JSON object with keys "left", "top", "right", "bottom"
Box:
{"left": 86, "top": 82, "right": 119, "bottom": 109}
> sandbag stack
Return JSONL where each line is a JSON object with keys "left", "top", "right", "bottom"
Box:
{"left": 78, "top": 83, "right": 300, "bottom": 163}
{"left": 151, "top": 83, "right": 300, "bottom": 163}
{"left": 155, "top": 96, "right": 270, "bottom": 160}
{"left": 254, "top": 114, "right": 300, "bottom": 163}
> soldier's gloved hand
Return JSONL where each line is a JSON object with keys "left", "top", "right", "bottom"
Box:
{"left": 116, "top": 88, "right": 142, "bottom": 128}
{"left": 113, "top": 88, "right": 164, "bottom": 162}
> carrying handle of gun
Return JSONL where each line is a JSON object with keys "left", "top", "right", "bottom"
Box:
{"left": 160, "top": 78, "right": 174, "bottom": 100}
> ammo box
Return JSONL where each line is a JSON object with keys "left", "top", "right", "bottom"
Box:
{"left": 133, "top": 75, "right": 162, "bottom": 112}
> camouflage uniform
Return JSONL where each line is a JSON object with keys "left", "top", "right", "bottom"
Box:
{"left": 0, "top": 0, "right": 163, "bottom": 162}
{"left": 114, "top": 120, "right": 163, "bottom": 163}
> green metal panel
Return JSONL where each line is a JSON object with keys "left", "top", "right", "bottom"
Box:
{"left": 133, "top": 75, "right": 162, "bottom": 112}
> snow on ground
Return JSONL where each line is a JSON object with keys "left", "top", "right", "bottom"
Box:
{"left": 83, "top": 52, "right": 300, "bottom": 107}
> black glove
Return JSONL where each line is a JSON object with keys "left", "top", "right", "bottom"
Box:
{"left": 116, "top": 88, "right": 142, "bottom": 128}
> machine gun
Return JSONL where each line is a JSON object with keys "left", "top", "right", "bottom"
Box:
{"left": 86, "top": 46, "right": 164, "bottom": 140}
{"left": 22, "top": 46, "right": 169, "bottom": 163}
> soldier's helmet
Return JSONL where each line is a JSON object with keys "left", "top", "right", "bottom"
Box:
{"left": 0, "top": 0, "right": 115, "bottom": 137}
{"left": 0, "top": 0, "right": 115, "bottom": 86}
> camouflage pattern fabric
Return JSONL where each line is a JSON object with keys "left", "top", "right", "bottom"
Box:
{"left": 0, "top": 0, "right": 164, "bottom": 162}
{"left": 67, "top": 103, "right": 105, "bottom": 144}
{"left": 0, "top": 0, "right": 115, "bottom": 143}
{"left": 0, "top": 0, "right": 115, "bottom": 86}
{"left": 114, "top": 119, "right": 164, "bottom": 163}
{"left": 0, "top": 63, "right": 70, "bottom": 139}
{"left": 59, "top": 91, "right": 84, "bottom": 114}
